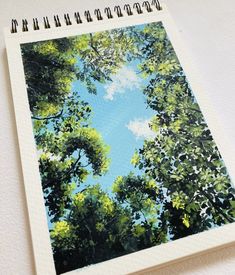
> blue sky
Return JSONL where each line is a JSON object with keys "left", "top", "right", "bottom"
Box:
{"left": 72, "top": 63, "right": 156, "bottom": 192}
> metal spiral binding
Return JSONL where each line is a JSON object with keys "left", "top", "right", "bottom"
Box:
{"left": 54, "top": 15, "right": 61, "bottom": 27}
{"left": 124, "top": 4, "right": 133, "bottom": 16}
{"left": 104, "top": 7, "right": 113, "bottom": 19}
{"left": 43, "top": 17, "right": 50, "bottom": 29}
{"left": 143, "top": 1, "right": 153, "bottom": 12}
{"left": 74, "top": 12, "right": 82, "bottom": 24}
{"left": 133, "top": 3, "right": 143, "bottom": 14}
{"left": 64, "top": 14, "right": 72, "bottom": 25}
{"left": 152, "top": 0, "right": 161, "bottom": 10}
{"left": 22, "top": 19, "right": 28, "bottom": 32}
{"left": 11, "top": 19, "right": 18, "bottom": 33}
{"left": 33, "top": 18, "right": 40, "bottom": 30}
{"left": 10, "top": 0, "right": 162, "bottom": 33}
{"left": 94, "top": 9, "right": 103, "bottom": 21}
{"left": 114, "top": 6, "right": 123, "bottom": 17}
{"left": 84, "top": 10, "right": 93, "bottom": 22}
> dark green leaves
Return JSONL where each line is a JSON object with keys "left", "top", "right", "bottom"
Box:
{"left": 20, "top": 21, "right": 235, "bottom": 274}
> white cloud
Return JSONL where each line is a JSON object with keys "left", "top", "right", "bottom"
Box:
{"left": 104, "top": 66, "right": 141, "bottom": 100}
{"left": 126, "top": 118, "right": 156, "bottom": 140}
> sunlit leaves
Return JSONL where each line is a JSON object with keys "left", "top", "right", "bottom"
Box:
{"left": 132, "top": 22, "right": 235, "bottom": 238}
{"left": 51, "top": 221, "right": 71, "bottom": 240}
{"left": 102, "top": 195, "right": 114, "bottom": 214}
{"left": 34, "top": 40, "right": 59, "bottom": 55}
{"left": 112, "top": 173, "right": 160, "bottom": 227}
{"left": 146, "top": 179, "right": 158, "bottom": 192}
{"left": 112, "top": 176, "right": 123, "bottom": 193}
{"left": 51, "top": 184, "right": 138, "bottom": 272}
{"left": 158, "top": 60, "right": 180, "bottom": 76}
{"left": 133, "top": 224, "right": 145, "bottom": 237}
{"left": 96, "top": 222, "right": 105, "bottom": 232}
{"left": 172, "top": 193, "right": 186, "bottom": 210}
{"left": 38, "top": 125, "right": 110, "bottom": 220}
{"left": 74, "top": 193, "right": 85, "bottom": 205}
{"left": 62, "top": 127, "right": 110, "bottom": 175}
{"left": 21, "top": 40, "right": 76, "bottom": 114}
{"left": 130, "top": 150, "right": 140, "bottom": 166}
{"left": 20, "top": 21, "right": 235, "bottom": 274}
{"left": 182, "top": 214, "right": 190, "bottom": 228}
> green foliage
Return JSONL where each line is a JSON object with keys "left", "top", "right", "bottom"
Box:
{"left": 61, "top": 127, "right": 110, "bottom": 176}
{"left": 33, "top": 91, "right": 110, "bottom": 220}
{"left": 21, "top": 39, "right": 77, "bottom": 116}
{"left": 21, "top": 21, "right": 235, "bottom": 274}
{"left": 51, "top": 185, "right": 139, "bottom": 273}
{"left": 39, "top": 125, "right": 110, "bottom": 220}
{"left": 22, "top": 28, "right": 140, "bottom": 118}
{"left": 130, "top": 150, "right": 141, "bottom": 166}
{"left": 133, "top": 22, "right": 235, "bottom": 238}
{"left": 51, "top": 221, "right": 71, "bottom": 239}
{"left": 112, "top": 173, "right": 166, "bottom": 247}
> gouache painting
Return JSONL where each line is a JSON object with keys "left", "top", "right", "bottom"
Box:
{"left": 20, "top": 22, "right": 235, "bottom": 274}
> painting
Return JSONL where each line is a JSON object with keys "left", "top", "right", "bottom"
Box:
{"left": 20, "top": 21, "right": 235, "bottom": 274}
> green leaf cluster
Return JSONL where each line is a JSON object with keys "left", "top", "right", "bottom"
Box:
{"left": 20, "top": 21, "right": 235, "bottom": 274}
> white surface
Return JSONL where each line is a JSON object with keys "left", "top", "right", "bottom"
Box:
{"left": 0, "top": 0, "right": 235, "bottom": 274}
{"left": 6, "top": 7, "right": 235, "bottom": 274}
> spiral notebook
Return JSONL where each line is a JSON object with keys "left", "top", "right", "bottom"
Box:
{"left": 4, "top": 1, "right": 235, "bottom": 274}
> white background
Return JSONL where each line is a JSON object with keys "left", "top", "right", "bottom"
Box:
{"left": 0, "top": 0, "right": 235, "bottom": 274}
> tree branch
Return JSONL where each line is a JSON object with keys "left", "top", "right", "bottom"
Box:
{"left": 89, "top": 33, "right": 100, "bottom": 56}
{"left": 199, "top": 187, "right": 234, "bottom": 223}
{"left": 31, "top": 109, "right": 63, "bottom": 121}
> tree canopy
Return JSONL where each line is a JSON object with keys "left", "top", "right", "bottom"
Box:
{"left": 21, "top": 22, "right": 235, "bottom": 274}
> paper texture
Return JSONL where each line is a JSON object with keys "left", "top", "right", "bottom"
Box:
{"left": 5, "top": 5, "right": 235, "bottom": 274}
